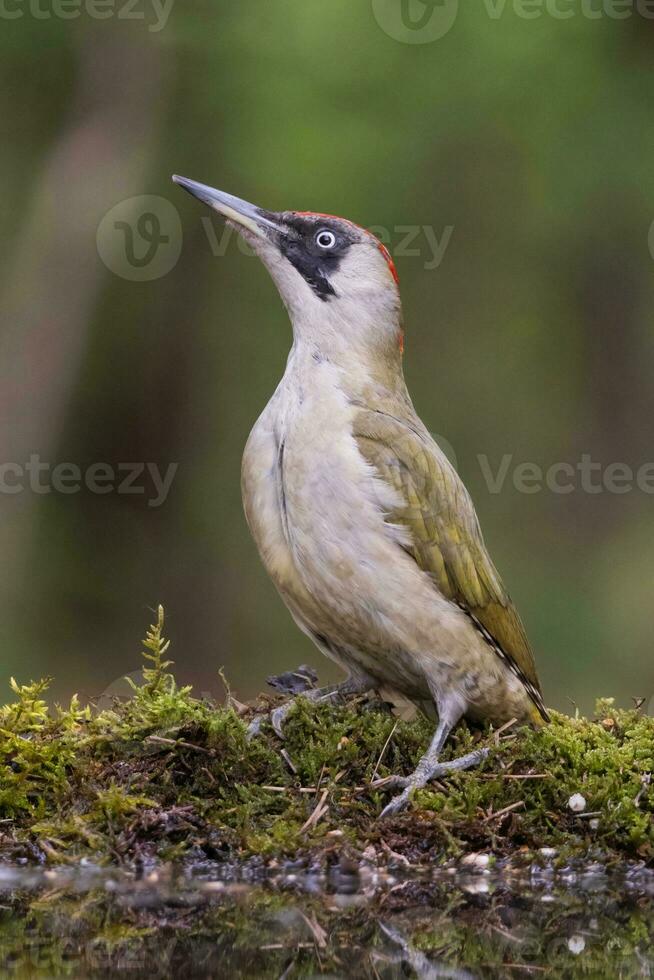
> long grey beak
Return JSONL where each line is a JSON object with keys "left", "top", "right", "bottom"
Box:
{"left": 172, "top": 175, "right": 280, "bottom": 240}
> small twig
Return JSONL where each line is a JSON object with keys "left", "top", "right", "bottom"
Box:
{"left": 145, "top": 735, "right": 214, "bottom": 756}
{"left": 483, "top": 800, "right": 525, "bottom": 823}
{"left": 380, "top": 839, "right": 410, "bottom": 866}
{"left": 378, "top": 881, "right": 412, "bottom": 907}
{"left": 264, "top": 784, "right": 368, "bottom": 795}
{"left": 315, "top": 762, "right": 327, "bottom": 795}
{"left": 490, "top": 923, "right": 527, "bottom": 945}
{"left": 493, "top": 717, "right": 518, "bottom": 745}
{"left": 280, "top": 748, "right": 297, "bottom": 774}
{"left": 477, "top": 773, "right": 550, "bottom": 781}
{"left": 260, "top": 944, "right": 314, "bottom": 951}
{"left": 299, "top": 912, "right": 328, "bottom": 949}
{"left": 371, "top": 722, "right": 398, "bottom": 783}
{"left": 300, "top": 789, "right": 329, "bottom": 833}
{"left": 502, "top": 965, "right": 547, "bottom": 973}
{"left": 217, "top": 666, "right": 248, "bottom": 714}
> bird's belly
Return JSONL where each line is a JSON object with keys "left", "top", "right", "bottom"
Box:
{"left": 242, "top": 385, "right": 535, "bottom": 725}
{"left": 241, "top": 408, "right": 335, "bottom": 648}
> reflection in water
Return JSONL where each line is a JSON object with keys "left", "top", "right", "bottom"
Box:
{"left": 0, "top": 859, "right": 652, "bottom": 977}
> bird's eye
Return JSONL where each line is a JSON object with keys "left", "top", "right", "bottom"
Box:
{"left": 315, "top": 230, "right": 337, "bottom": 250}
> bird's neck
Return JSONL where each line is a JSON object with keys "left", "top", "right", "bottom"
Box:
{"left": 285, "top": 297, "right": 407, "bottom": 405}
{"left": 286, "top": 332, "right": 410, "bottom": 412}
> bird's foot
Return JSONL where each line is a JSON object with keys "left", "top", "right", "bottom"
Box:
{"left": 246, "top": 703, "right": 296, "bottom": 741}
{"left": 246, "top": 690, "right": 326, "bottom": 741}
{"left": 270, "top": 699, "right": 298, "bottom": 738}
{"left": 246, "top": 677, "right": 371, "bottom": 741}
{"left": 374, "top": 747, "right": 489, "bottom": 818}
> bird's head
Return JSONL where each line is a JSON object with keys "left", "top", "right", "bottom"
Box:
{"left": 173, "top": 176, "right": 404, "bottom": 361}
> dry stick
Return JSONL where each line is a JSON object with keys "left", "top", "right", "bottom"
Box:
{"left": 371, "top": 722, "right": 398, "bottom": 783}
{"left": 483, "top": 800, "right": 525, "bottom": 823}
{"left": 490, "top": 923, "right": 527, "bottom": 945}
{"left": 493, "top": 718, "right": 518, "bottom": 745}
{"left": 280, "top": 748, "right": 298, "bottom": 774}
{"left": 299, "top": 912, "right": 328, "bottom": 949}
{"left": 315, "top": 763, "right": 327, "bottom": 795}
{"left": 494, "top": 717, "right": 519, "bottom": 737}
{"left": 380, "top": 840, "right": 411, "bottom": 867}
{"left": 477, "top": 773, "right": 550, "bottom": 781}
{"left": 262, "top": 785, "right": 368, "bottom": 794}
{"left": 145, "top": 735, "right": 214, "bottom": 756}
{"left": 502, "top": 965, "right": 547, "bottom": 973}
{"left": 300, "top": 789, "right": 329, "bottom": 833}
{"left": 260, "top": 944, "right": 315, "bottom": 951}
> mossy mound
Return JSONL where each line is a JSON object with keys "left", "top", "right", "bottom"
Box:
{"left": 0, "top": 609, "right": 652, "bottom": 867}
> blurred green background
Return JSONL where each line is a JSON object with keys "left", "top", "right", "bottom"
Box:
{"left": 1, "top": 1, "right": 653, "bottom": 715}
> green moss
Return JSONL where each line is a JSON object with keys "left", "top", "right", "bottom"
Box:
{"left": 0, "top": 607, "right": 651, "bottom": 866}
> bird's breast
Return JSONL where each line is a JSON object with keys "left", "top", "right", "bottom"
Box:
{"left": 242, "top": 362, "right": 442, "bottom": 661}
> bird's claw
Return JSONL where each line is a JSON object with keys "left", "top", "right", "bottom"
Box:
{"left": 270, "top": 701, "right": 295, "bottom": 738}
{"left": 374, "top": 765, "right": 435, "bottom": 814}
{"left": 375, "top": 748, "right": 491, "bottom": 818}
{"left": 245, "top": 714, "right": 265, "bottom": 741}
{"left": 246, "top": 679, "right": 368, "bottom": 742}
{"left": 379, "top": 783, "right": 419, "bottom": 818}
{"left": 246, "top": 701, "right": 297, "bottom": 741}
{"left": 378, "top": 770, "right": 442, "bottom": 818}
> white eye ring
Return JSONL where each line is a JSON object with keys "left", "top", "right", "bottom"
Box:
{"left": 316, "top": 230, "right": 337, "bottom": 250}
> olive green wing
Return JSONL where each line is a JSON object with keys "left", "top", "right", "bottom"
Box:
{"left": 353, "top": 408, "right": 548, "bottom": 721}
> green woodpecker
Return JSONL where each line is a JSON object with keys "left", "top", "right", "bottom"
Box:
{"left": 173, "top": 175, "right": 549, "bottom": 817}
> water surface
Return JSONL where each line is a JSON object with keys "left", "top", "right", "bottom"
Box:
{"left": 1, "top": 858, "right": 652, "bottom": 977}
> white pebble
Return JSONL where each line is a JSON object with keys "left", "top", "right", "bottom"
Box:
{"left": 568, "top": 793, "right": 587, "bottom": 813}
{"left": 568, "top": 935, "right": 586, "bottom": 955}
{"left": 461, "top": 852, "right": 490, "bottom": 869}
